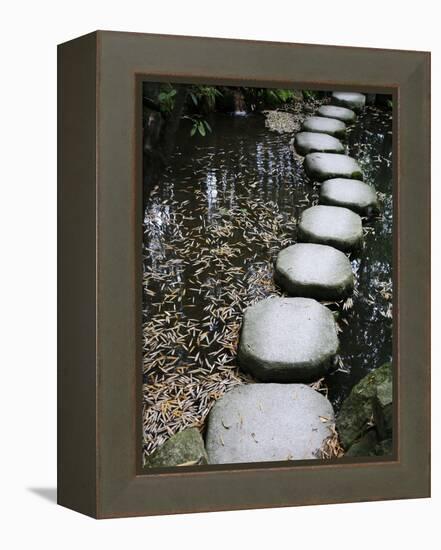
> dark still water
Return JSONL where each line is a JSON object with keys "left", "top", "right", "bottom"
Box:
{"left": 142, "top": 107, "right": 393, "bottom": 457}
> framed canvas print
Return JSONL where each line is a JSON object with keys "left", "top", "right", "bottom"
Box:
{"left": 58, "top": 31, "right": 430, "bottom": 518}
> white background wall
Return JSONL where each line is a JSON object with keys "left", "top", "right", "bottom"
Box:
{"left": 1, "top": 0, "right": 438, "bottom": 547}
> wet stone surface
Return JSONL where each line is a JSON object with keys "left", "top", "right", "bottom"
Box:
{"left": 205, "top": 383, "right": 335, "bottom": 464}
{"left": 304, "top": 152, "right": 363, "bottom": 182}
{"left": 298, "top": 205, "right": 363, "bottom": 252}
{"left": 302, "top": 116, "right": 346, "bottom": 139}
{"left": 294, "top": 131, "right": 345, "bottom": 156}
{"left": 331, "top": 92, "right": 366, "bottom": 112}
{"left": 275, "top": 243, "right": 354, "bottom": 300}
{"left": 320, "top": 178, "right": 379, "bottom": 216}
{"left": 238, "top": 297, "right": 339, "bottom": 382}
{"left": 317, "top": 105, "right": 356, "bottom": 123}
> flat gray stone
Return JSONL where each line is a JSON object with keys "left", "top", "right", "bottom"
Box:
{"left": 304, "top": 152, "right": 363, "bottom": 182}
{"left": 317, "top": 105, "right": 356, "bottom": 123}
{"left": 298, "top": 205, "right": 363, "bottom": 252}
{"left": 275, "top": 243, "right": 354, "bottom": 300}
{"left": 302, "top": 116, "right": 346, "bottom": 138}
{"left": 238, "top": 297, "right": 339, "bottom": 382}
{"left": 320, "top": 178, "right": 379, "bottom": 216}
{"left": 331, "top": 92, "right": 366, "bottom": 112}
{"left": 144, "top": 427, "right": 208, "bottom": 468}
{"left": 294, "top": 132, "right": 345, "bottom": 156}
{"left": 206, "top": 383, "right": 335, "bottom": 464}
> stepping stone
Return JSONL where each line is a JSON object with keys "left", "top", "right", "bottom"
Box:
{"left": 320, "top": 178, "right": 379, "bottom": 216}
{"left": 304, "top": 152, "right": 363, "bottom": 182}
{"left": 144, "top": 427, "right": 208, "bottom": 468}
{"left": 302, "top": 116, "right": 346, "bottom": 139}
{"left": 206, "top": 383, "right": 335, "bottom": 464}
{"left": 275, "top": 243, "right": 354, "bottom": 300}
{"left": 238, "top": 297, "right": 338, "bottom": 382}
{"left": 317, "top": 104, "right": 356, "bottom": 123}
{"left": 294, "top": 132, "right": 345, "bottom": 156}
{"left": 331, "top": 92, "right": 366, "bottom": 112}
{"left": 298, "top": 205, "right": 363, "bottom": 252}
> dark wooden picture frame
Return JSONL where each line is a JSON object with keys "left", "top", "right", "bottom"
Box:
{"left": 58, "top": 31, "right": 430, "bottom": 518}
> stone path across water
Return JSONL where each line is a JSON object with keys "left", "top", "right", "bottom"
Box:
{"left": 205, "top": 92, "right": 378, "bottom": 464}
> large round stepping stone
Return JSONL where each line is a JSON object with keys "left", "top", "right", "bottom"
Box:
{"left": 302, "top": 116, "right": 346, "bottom": 139}
{"left": 238, "top": 297, "right": 338, "bottom": 382}
{"left": 275, "top": 243, "right": 354, "bottom": 300}
{"left": 320, "top": 178, "right": 379, "bottom": 216}
{"left": 206, "top": 383, "right": 335, "bottom": 464}
{"left": 304, "top": 152, "right": 363, "bottom": 182}
{"left": 331, "top": 92, "right": 366, "bottom": 112}
{"left": 298, "top": 205, "right": 363, "bottom": 252}
{"left": 294, "top": 132, "right": 344, "bottom": 156}
{"left": 317, "top": 105, "right": 356, "bottom": 123}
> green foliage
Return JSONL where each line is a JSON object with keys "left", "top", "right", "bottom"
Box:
{"left": 182, "top": 115, "right": 212, "bottom": 137}
{"left": 183, "top": 86, "right": 222, "bottom": 135}
{"left": 157, "top": 85, "right": 177, "bottom": 114}
{"left": 302, "top": 90, "right": 319, "bottom": 101}
{"left": 242, "top": 87, "right": 298, "bottom": 110}
{"left": 189, "top": 86, "right": 223, "bottom": 111}
{"left": 267, "top": 89, "right": 296, "bottom": 104}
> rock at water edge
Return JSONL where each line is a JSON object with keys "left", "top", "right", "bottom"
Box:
{"left": 336, "top": 363, "right": 393, "bottom": 455}
{"left": 144, "top": 427, "right": 208, "bottom": 468}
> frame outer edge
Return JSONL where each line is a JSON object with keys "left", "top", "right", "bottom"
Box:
{"left": 73, "top": 31, "right": 430, "bottom": 518}
{"left": 57, "top": 31, "right": 99, "bottom": 518}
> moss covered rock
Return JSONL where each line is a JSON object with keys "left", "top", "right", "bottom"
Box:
{"left": 144, "top": 427, "right": 208, "bottom": 468}
{"left": 345, "top": 429, "right": 379, "bottom": 457}
{"left": 375, "top": 438, "right": 393, "bottom": 456}
{"left": 336, "top": 363, "right": 392, "bottom": 452}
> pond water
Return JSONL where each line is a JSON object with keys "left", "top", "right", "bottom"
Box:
{"left": 142, "top": 104, "right": 393, "bottom": 458}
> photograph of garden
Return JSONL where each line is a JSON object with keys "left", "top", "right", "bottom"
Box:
{"left": 141, "top": 82, "right": 393, "bottom": 468}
